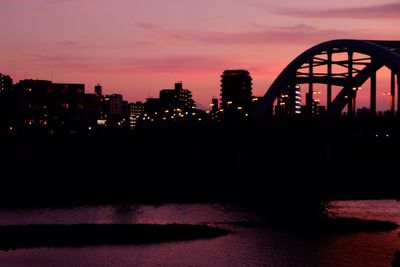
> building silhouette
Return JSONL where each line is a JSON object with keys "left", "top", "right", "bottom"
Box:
{"left": 95, "top": 84, "right": 103, "bottom": 96}
{"left": 84, "top": 94, "right": 101, "bottom": 129}
{"left": 143, "top": 97, "right": 161, "bottom": 125}
{"left": 0, "top": 73, "right": 12, "bottom": 93}
{"left": 220, "top": 70, "right": 253, "bottom": 119}
{"left": 275, "top": 85, "right": 301, "bottom": 116}
{"left": 9, "top": 80, "right": 85, "bottom": 133}
{"left": 129, "top": 101, "right": 144, "bottom": 128}
{"left": 159, "top": 82, "right": 195, "bottom": 112}
{"left": 100, "top": 94, "right": 129, "bottom": 127}
{"left": 210, "top": 97, "right": 219, "bottom": 112}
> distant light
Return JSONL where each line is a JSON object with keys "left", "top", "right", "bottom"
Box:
{"left": 227, "top": 101, "right": 233, "bottom": 105}
{"left": 386, "top": 134, "right": 390, "bottom": 138}
{"left": 88, "top": 127, "right": 92, "bottom": 130}
{"left": 237, "top": 107, "right": 243, "bottom": 110}
{"left": 375, "top": 134, "right": 379, "bottom": 137}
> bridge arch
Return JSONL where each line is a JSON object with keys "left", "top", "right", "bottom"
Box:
{"left": 255, "top": 39, "right": 400, "bottom": 117}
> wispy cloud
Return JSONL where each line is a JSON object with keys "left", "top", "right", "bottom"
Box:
{"left": 119, "top": 55, "right": 247, "bottom": 74}
{"left": 56, "top": 40, "right": 80, "bottom": 47}
{"left": 136, "top": 22, "right": 160, "bottom": 29}
{"left": 275, "top": 2, "right": 400, "bottom": 19}
{"left": 136, "top": 22, "right": 389, "bottom": 46}
{"left": 26, "top": 53, "right": 250, "bottom": 75}
{"left": 190, "top": 24, "right": 349, "bottom": 45}
{"left": 28, "top": 54, "right": 100, "bottom": 70}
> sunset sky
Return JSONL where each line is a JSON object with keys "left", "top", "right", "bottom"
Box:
{"left": 1, "top": 0, "right": 400, "bottom": 109}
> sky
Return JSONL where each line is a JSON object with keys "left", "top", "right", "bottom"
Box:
{"left": 1, "top": 0, "right": 400, "bottom": 109}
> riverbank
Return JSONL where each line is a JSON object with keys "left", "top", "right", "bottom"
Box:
{"left": 0, "top": 217, "right": 396, "bottom": 251}
{"left": 0, "top": 224, "right": 230, "bottom": 250}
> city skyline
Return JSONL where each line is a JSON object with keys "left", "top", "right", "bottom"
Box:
{"left": 1, "top": 0, "right": 400, "bottom": 109}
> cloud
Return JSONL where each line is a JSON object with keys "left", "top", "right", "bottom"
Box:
{"left": 275, "top": 2, "right": 400, "bottom": 19}
{"left": 56, "top": 40, "right": 80, "bottom": 47}
{"left": 28, "top": 54, "right": 100, "bottom": 70}
{"left": 121, "top": 55, "right": 247, "bottom": 74}
{"left": 136, "top": 22, "right": 160, "bottom": 29}
{"left": 190, "top": 24, "right": 349, "bottom": 45}
{"left": 135, "top": 21, "right": 396, "bottom": 46}
{"left": 26, "top": 53, "right": 251, "bottom": 75}
{"left": 133, "top": 41, "right": 157, "bottom": 47}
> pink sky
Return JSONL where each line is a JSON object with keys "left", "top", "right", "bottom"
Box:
{"left": 1, "top": 0, "right": 400, "bottom": 109}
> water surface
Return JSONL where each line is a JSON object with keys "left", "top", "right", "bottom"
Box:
{"left": 0, "top": 200, "right": 398, "bottom": 267}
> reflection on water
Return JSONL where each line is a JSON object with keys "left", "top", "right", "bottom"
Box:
{"left": 0, "top": 200, "right": 399, "bottom": 267}
{"left": 329, "top": 199, "right": 400, "bottom": 223}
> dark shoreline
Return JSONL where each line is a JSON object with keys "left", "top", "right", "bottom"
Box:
{"left": 0, "top": 224, "right": 231, "bottom": 250}
{"left": 0, "top": 216, "right": 396, "bottom": 251}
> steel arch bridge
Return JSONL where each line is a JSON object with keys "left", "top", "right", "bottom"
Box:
{"left": 254, "top": 39, "right": 400, "bottom": 117}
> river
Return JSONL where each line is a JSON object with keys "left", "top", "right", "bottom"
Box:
{"left": 0, "top": 200, "right": 399, "bottom": 266}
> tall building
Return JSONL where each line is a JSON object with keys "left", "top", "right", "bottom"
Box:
{"left": 129, "top": 101, "right": 144, "bottom": 128}
{"left": 210, "top": 97, "right": 219, "bottom": 112}
{"left": 220, "top": 70, "right": 253, "bottom": 118}
{"left": 159, "top": 82, "right": 195, "bottom": 112}
{"left": 0, "top": 73, "right": 12, "bottom": 93}
{"left": 84, "top": 94, "right": 101, "bottom": 129}
{"left": 208, "top": 97, "right": 222, "bottom": 121}
{"left": 100, "top": 94, "right": 128, "bottom": 127}
{"left": 95, "top": 84, "right": 102, "bottom": 96}
{"left": 275, "top": 85, "right": 301, "bottom": 116}
{"left": 11, "top": 79, "right": 85, "bottom": 133}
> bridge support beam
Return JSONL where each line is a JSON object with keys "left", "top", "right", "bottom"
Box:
{"left": 327, "top": 50, "right": 332, "bottom": 111}
{"left": 391, "top": 71, "right": 396, "bottom": 114}
{"left": 307, "top": 57, "right": 314, "bottom": 115}
{"left": 370, "top": 64, "right": 377, "bottom": 116}
{"left": 347, "top": 51, "right": 354, "bottom": 116}
{"left": 397, "top": 74, "right": 400, "bottom": 116}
